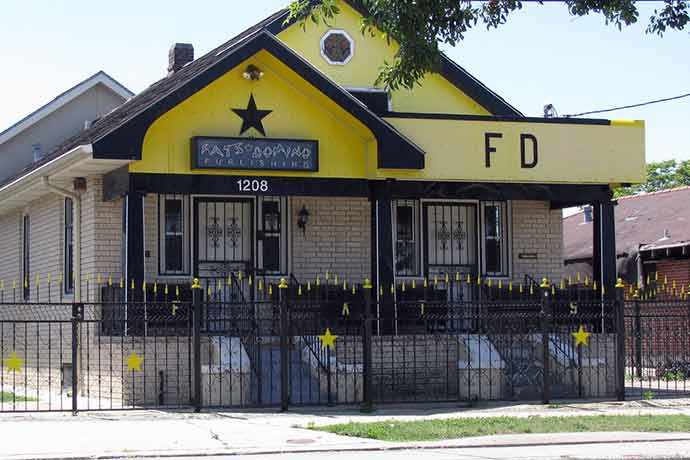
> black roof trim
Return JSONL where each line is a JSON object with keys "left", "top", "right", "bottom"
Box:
{"left": 382, "top": 111, "right": 611, "bottom": 125}
{"left": 91, "top": 31, "right": 424, "bottom": 169}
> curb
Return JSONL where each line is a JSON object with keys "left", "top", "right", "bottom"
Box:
{"left": 12, "top": 435, "right": 690, "bottom": 460}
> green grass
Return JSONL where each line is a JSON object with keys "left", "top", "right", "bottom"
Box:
{"left": 0, "top": 391, "right": 37, "bottom": 402}
{"left": 313, "top": 415, "right": 690, "bottom": 442}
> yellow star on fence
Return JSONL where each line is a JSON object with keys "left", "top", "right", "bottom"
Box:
{"left": 571, "top": 325, "right": 592, "bottom": 347}
{"left": 4, "top": 351, "right": 22, "bottom": 372}
{"left": 126, "top": 352, "right": 144, "bottom": 372}
{"left": 319, "top": 328, "right": 337, "bottom": 350}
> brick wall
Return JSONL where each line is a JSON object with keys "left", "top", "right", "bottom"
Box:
{"left": 290, "top": 197, "right": 371, "bottom": 283}
{"left": 511, "top": 200, "right": 564, "bottom": 284}
{"left": 80, "top": 176, "right": 123, "bottom": 301}
{"left": 657, "top": 259, "right": 690, "bottom": 291}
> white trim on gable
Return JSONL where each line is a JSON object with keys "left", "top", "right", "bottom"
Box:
{"left": 0, "top": 71, "right": 133, "bottom": 146}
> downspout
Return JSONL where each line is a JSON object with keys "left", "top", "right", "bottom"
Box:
{"left": 42, "top": 177, "right": 81, "bottom": 302}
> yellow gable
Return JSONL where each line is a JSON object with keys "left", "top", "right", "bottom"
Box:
{"left": 278, "top": 1, "right": 492, "bottom": 115}
{"left": 131, "top": 51, "right": 378, "bottom": 178}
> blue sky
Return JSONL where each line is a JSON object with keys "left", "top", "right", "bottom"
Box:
{"left": 0, "top": 1, "right": 687, "bottom": 162}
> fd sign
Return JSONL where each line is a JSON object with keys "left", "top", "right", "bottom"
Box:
{"left": 484, "top": 133, "right": 539, "bottom": 169}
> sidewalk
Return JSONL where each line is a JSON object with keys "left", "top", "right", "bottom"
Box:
{"left": 2, "top": 399, "right": 690, "bottom": 459}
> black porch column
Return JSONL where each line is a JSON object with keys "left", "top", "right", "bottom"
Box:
{"left": 592, "top": 201, "right": 617, "bottom": 299}
{"left": 125, "top": 191, "right": 145, "bottom": 301}
{"left": 370, "top": 181, "right": 395, "bottom": 318}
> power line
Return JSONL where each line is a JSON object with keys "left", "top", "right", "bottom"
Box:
{"left": 564, "top": 92, "right": 690, "bottom": 117}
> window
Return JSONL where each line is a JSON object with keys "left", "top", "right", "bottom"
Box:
{"left": 320, "top": 30, "right": 354, "bottom": 65}
{"left": 64, "top": 198, "right": 74, "bottom": 294}
{"left": 257, "top": 197, "right": 288, "bottom": 274}
{"left": 159, "top": 195, "right": 189, "bottom": 274}
{"left": 481, "top": 201, "right": 510, "bottom": 277}
{"left": 393, "top": 200, "right": 420, "bottom": 277}
{"left": 23, "top": 215, "right": 30, "bottom": 300}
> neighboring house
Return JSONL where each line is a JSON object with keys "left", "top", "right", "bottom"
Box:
{"left": 0, "top": 71, "right": 132, "bottom": 183}
{"left": 563, "top": 186, "right": 690, "bottom": 289}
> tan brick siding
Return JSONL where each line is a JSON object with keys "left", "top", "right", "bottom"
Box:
{"left": 290, "top": 197, "right": 371, "bottom": 283}
{"left": 80, "top": 176, "right": 123, "bottom": 301}
{"left": 511, "top": 200, "right": 564, "bottom": 284}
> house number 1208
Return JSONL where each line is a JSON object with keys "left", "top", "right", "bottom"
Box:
{"left": 237, "top": 179, "right": 269, "bottom": 192}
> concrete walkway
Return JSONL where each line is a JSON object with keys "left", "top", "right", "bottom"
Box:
{"left": 2, "top": 399, "right": 690, "bottom": 459}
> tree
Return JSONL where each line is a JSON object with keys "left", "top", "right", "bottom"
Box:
{"left": 614, "top": 159, "right": 690, "bottom": 197}
{"left": 287, "top": 0, "right": 690, "bottom": 90}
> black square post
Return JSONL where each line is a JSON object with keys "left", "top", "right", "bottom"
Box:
{"left": 540, "top": 279, "right": 551, "bottom": 405}
{"left": 370, "top": 181, "right": 394, "bottom": 329}
{"left": 361, "top": 278, "right": 374, "bottom": 412}
{"left": 593, "top": 201, "right": 617, "bottom": 300}
{"left": 192, "top": 278, "right": 202, "bottom": 411}
{"left": 279, "top": 278, "right": 289, "bottom": 412}
{"left": 125, "top": 190, "right": 145, "bottom": 302}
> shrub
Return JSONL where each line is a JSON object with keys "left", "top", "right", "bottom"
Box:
{"left": 656, "top": 361, "right": 690, "bottom": 381}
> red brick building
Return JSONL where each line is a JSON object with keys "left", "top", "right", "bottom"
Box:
{"left": 563, "top": 186, "right": 690, "bottom": 290}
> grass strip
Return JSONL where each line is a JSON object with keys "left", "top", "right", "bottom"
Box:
{"left": 0, "top": 391, "right": 37, "bottom": 402}
{"left": 313, "top": 415, "right": 690, "bottom": 442}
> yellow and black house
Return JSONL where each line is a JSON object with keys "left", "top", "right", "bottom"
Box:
{"left": 0, "top": 1, "right": 647, "bottom": 408}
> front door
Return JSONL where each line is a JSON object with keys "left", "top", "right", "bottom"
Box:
{"left": 194, "top": 198, "right": 253, "bottom": 312}
{"left": 423, "top": 202, "right": 478, "bottom": 302}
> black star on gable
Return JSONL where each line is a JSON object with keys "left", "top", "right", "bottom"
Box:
{"left": 231, "top": 94, "right": 272, "bottom": 136}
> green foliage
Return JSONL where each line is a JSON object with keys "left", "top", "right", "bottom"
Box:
{"left": 287, "top": 1, "right": 690, "bottom": 90}
{"left": 0, "top": 391, "right": 37, "bottom": 402}
{"left": 314, "top": 414, "right": 690, "bottom": 441}
{"left": 643, "top": 390, "right": 656, "bottom": 400}
{"left": 614, "top": 159, "right": 690, "bottom": 198}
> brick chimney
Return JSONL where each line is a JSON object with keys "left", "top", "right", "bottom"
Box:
{"left": 168, "top": 43, "right": 194, "bottom": 75}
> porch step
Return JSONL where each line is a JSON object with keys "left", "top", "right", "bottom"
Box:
{"left": 251, "top": 344, "right": 324, "bottom": 405}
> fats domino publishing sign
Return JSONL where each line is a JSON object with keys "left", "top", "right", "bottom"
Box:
{"left": 191, "top": 136, "right": 319, "bottom": 172}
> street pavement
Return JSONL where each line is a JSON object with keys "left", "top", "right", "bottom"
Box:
{"left": 2, "top": 399, "right": 690, "bottom": 459}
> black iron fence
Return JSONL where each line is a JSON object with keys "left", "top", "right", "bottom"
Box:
{"left": 0, "top": 276, "right": 688, "bottom": 412}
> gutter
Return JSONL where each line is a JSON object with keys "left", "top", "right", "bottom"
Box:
{"left": 42, "top": 177, "right": 82, "bottom": 302}
{"left": 0, "top": 144, "right": 93, "bottom": 197}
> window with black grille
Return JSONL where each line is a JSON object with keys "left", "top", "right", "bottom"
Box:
{"left": 393, "top": 200, "right": 420, "bottom": 277}
{"left": 159, "top": 195, "right": 189, "bottom": 275}
{"left": 257, "top": 197, "right": 288, "bottom": 274}
{"left": 481, "top": 201, "right": 511, "bottom": 277}
{"left": 64, "top": 198, "right": 74, "bottom": 294}
{"left": 23, "top": 214, "right": 30, "bottom": 300}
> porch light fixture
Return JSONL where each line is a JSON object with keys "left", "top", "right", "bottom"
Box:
{"left": 297, "top": 205, "right": 310, "bottom": 234}
{"left": 242, "top": 64, "right": 264, "bottom": 81}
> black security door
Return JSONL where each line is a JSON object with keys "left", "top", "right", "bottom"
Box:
{"left": 423, "top": 202, "right": 479, "bottom": 302}
{"left": 193, "top": 198, "right": 253, "bottom": 329}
